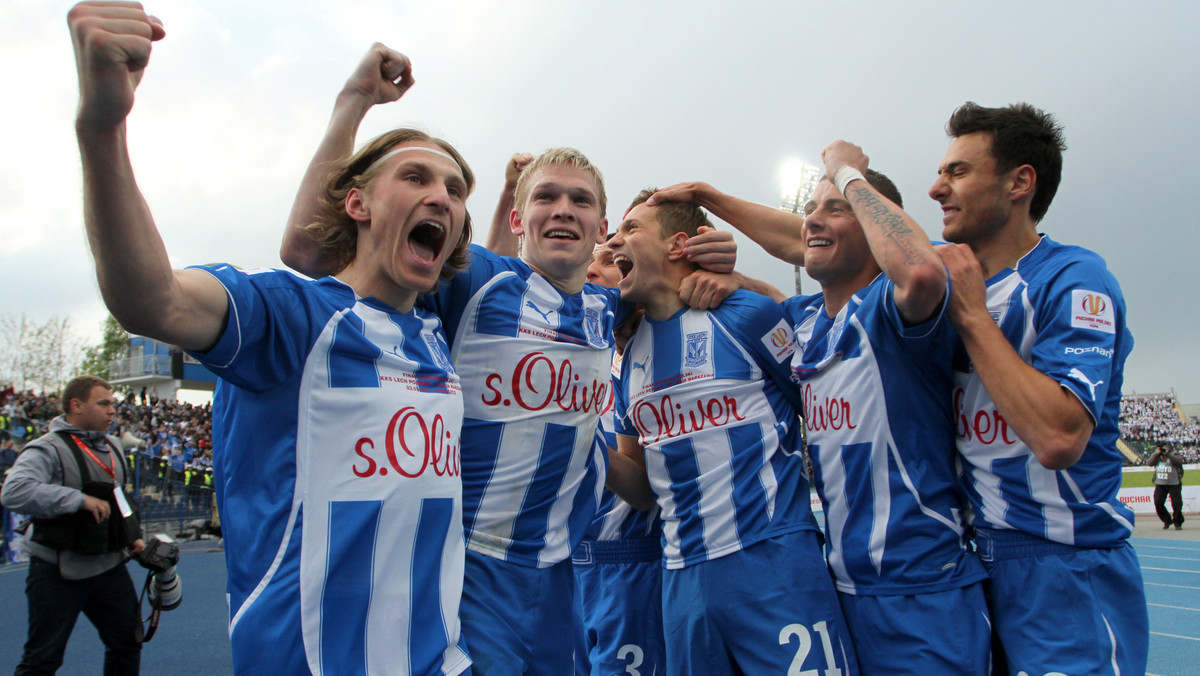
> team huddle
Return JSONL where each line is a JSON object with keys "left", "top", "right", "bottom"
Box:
{"left": 68, "top": 2, "right": 1147, "bottom": 675}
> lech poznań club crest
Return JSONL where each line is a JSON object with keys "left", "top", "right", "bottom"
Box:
{"left": 685, "top": 331, "right": 709, "bottom": 368}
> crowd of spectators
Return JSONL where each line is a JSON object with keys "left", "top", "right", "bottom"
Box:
{"left": 1, "top": 385, "right": 215, "bottom": 517}
{"left": 1120, "top": 392, "right": 1200, "bottom": 463}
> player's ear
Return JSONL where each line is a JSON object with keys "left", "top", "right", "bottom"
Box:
{"left": 594, "top": 218, "right": 609, "bottom": 245}
{"left": 510, "top": 208, "right": 525, "bottom": 236}
{"left": 346, "top": 188, "right": 370, "bottom": 222}
{"left": 666, "top": 232, "right": 690, "bottom": 261}
{"left": 1009, "top": 164, "right": 1036, "bottom": 204}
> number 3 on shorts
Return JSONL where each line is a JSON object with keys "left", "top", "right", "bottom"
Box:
{"left": 617, "top": 643, "right": 644, "bottom": 675}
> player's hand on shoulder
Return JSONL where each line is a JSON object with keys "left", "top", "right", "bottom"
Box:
{"left": 69, "top": 1, "right": 167, "bottom": 130}
{"left": 680, "top": 269, "right": 738, "bottom": 310}
{"left": 935, "top": 243, "right": 988, "bottom": 328}
{"left": 342, "top": 43, "right": 414, "bottom": 107}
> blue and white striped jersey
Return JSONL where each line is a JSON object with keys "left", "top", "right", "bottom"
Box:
{"left": 188, "top": 266, "right": 469, "bottom": 676}
{"left": 953, "top": 236, "right": 1135, "bottom": 548}
{"left": 422, "top": 245, "right": 629, "bottom": 568}
{"left": 581, "top": 355, "right": 662, "bottom": 544}
{"left": 614, "top": 290, "right": 817, "bottom": 570}
{"left": 785, "top": 275, "right": 986, "bottom": 596}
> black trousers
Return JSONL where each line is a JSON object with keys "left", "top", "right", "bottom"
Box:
{"left": 15, "top": 558, "right": 141, "bottom": 676}
{"left": 1154, "top": 483, "right": 1185, "bottom": 527}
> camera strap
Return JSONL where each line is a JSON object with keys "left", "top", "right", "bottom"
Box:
{"left": 138, "top": 571, "right": 163, "bottom": 643}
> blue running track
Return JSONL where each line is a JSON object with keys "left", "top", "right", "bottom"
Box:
{"left": 0, "top": 536, "right": 1196, "bottom": 674}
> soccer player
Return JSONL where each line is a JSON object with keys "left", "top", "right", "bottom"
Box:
{"left": 932, "top": 102, "right": 1147, "bottom": 675}
{"left": 68, "top": 5, "right": 472, "bottom": 674}
{"left": 572, "top": 239, "right": 666, "bottom": 676}
{"left": 649, "top": 141, "right": 991, "bottom": 674}
{"left": 604, "top": 190, "right": 856, "bottom": 675}
{"left": 283, "top": 111, "right": 736, "bottom": 675}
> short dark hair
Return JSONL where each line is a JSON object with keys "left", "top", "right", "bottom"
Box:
{"left": 626, "top": 188, "right": 713, "bottom": 239}
{"left": 62, "top": 375, "right": 111, "bottom": 414}
{"left": 864, "top": 169, "right": 903, "bottom": 209}
{"left": 946, "top": 102, "right": 1066, "bottom": 222}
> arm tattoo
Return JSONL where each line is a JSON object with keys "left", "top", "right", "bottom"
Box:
{"left": 848, "top": 185, "right": 926, "bottom": 266}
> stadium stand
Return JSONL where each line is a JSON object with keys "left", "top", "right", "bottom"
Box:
{"left": 1120, "top": 392, "right": 1200, "bottom": 463}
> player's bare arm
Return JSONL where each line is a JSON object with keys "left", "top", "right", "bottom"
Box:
{"left": 651, "top": 181, "right": 807, "bottom": 266}
{"left": 679, "top": 270, "right": 787, "bottom": 308}
{"left": 823, "top": 140, "right": 946, "bottom": 324}
{"left": 485, "top": 153, "right": 535, "bottom": 257}
{"left": 281, "top": 43, "right": 414, "bottom": 277}
{"left": 937, "top": 242, "right": 1093, "bottom": 470}
{"left": 606, "top": 436, "right": 655, "bottom": 511}
{"left": 71, "top": 1, "right": 228, "bottom": 353}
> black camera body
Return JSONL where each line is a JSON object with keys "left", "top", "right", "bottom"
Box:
{"left": 135, "top": 537, "right": 182, "bottom": 611}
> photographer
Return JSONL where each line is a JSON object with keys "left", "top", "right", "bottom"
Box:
{"left": 1, "top": 375, "right": 145, "bottom": 675}
{"left": 1150, "top": 443, "right": 1187, "bottom": 530}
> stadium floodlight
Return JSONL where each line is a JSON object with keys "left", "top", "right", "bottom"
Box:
{"left": 779, "top": 159, "right": 820, "bottom": 295}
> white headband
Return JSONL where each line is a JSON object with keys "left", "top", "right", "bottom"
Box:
{"left": 366, "top": 145, "right": 462, "bottom": 175}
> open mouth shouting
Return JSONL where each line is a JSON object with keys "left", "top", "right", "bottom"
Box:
{"left": 613, "top": 254, "right": 633, "bottom": 279}
{"left": 409, "top": 220, "right": 448, "bottom": 262}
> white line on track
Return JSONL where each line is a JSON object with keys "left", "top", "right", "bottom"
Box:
{"left": 1144, "top": 581, "right": 1200, "bottom": 590}
{"left": 1142, "top": 566, "right": 1200, "bottom": 574}
{"left": 1151, "top": 630, "right": 1200, "bottom": 642}
{"left": 1138, "top": 554, "right": 1200, "bottom": 562}
{"left": 1136, "top": 543, "right": 1200, "bottom": 552}
{"left": 1148, "top": 602, "right": 1200, "bottom": 612}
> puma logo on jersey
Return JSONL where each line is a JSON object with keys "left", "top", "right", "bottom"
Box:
{"left": 632, "top": 360, "right": 648, "bottom": 372}
{"left": 525, "top": 300, "right": 556, "bottom": 323}
{"left": 1068, "top": 368, "right": 1103, "bottom": 400}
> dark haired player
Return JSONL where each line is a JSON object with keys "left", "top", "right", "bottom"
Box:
{"left": 933, "top": 102, "right": 1147, "bottom": 675}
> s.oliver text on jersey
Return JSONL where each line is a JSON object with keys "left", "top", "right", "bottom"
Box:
{"left": 481, "top": 351, "right": 612, "bottom": 415}
{"left": 630, "top": 393, "right": 747, "bottom": 444}
{"left": 954, "top": 387, "right": 1017, "bottom": 446}
{"left": 802, "top": 384, "right": 858, "bottom": 433}
{"left": 352, "top": 406, "right": 461, "bottom": 479}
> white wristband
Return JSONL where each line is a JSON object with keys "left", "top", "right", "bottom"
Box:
{"left": 833, "top": 166, "right": 866, "bottom": 196}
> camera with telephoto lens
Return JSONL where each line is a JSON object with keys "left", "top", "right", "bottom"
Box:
{"left": 135, "top": 536, "right": 182, "bottom": 611}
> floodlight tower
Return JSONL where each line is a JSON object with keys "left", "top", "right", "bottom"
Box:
{"left": 779, "top": 160, "right": 821, "bottom": 295}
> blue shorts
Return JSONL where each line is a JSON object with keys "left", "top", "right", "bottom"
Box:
{"left": 975, "top": 528, "right": 1149, "bottom": 675}
{"left": 838, "top": 582, "right": 991, "bottom": 675}
{"left": 662, "top": 529, "right": 858, "bottom": 676}
{"left": 460, "top": 549, "right": 581, "bottom": 676}
{"left": 573, "top": 538, "right": 665, "bottom": 676}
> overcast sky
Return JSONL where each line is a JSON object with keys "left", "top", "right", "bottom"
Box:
{"left": 3, "top": 1, "right": 1198, "bottom": 403}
